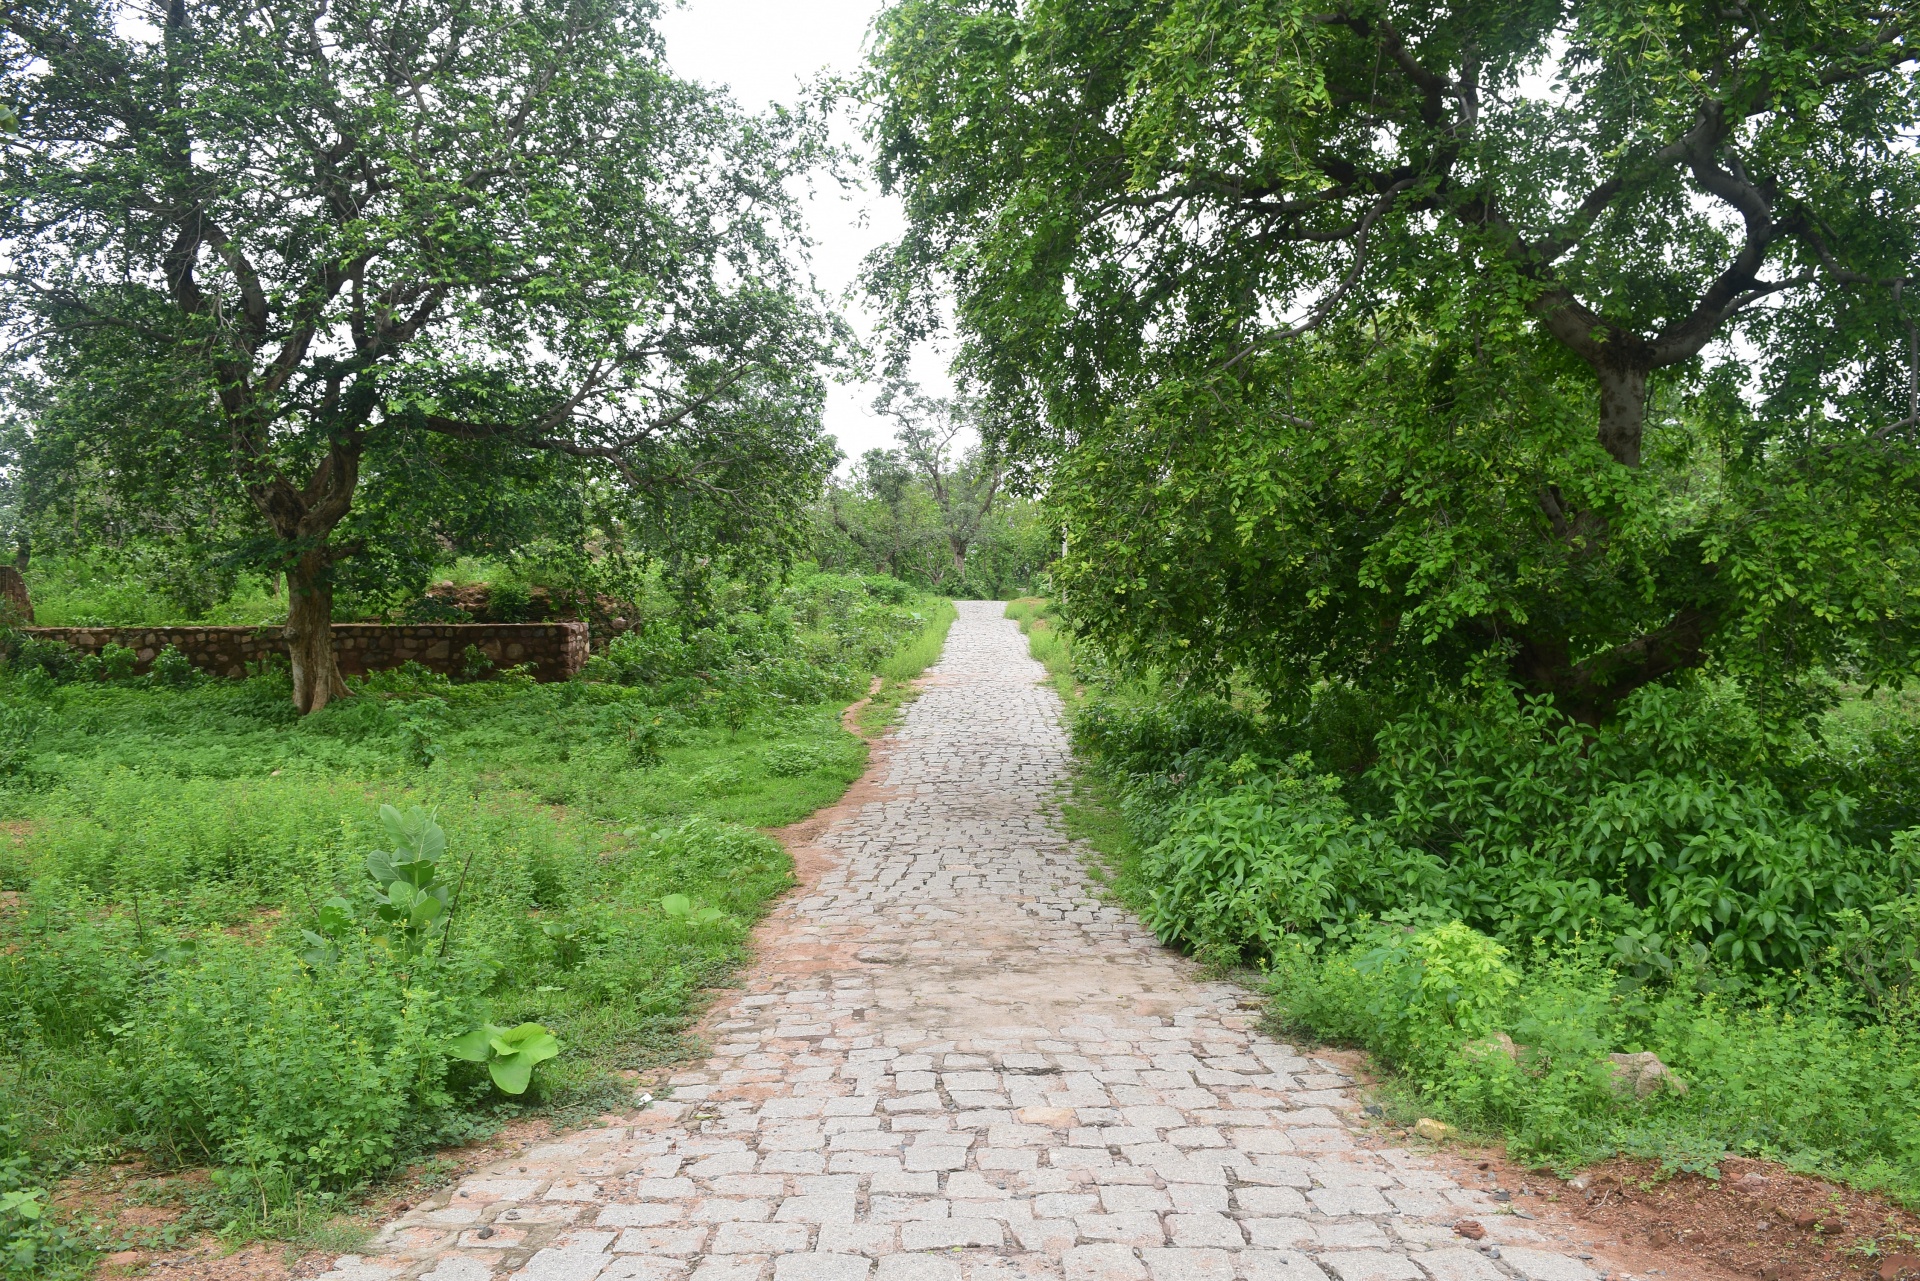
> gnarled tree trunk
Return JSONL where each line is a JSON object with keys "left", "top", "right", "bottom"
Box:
{"left": 286, "top": 547, "right": 350, "bottom": 714}
{"left": 247, "top": 437, "right": 363, "bottom": 715}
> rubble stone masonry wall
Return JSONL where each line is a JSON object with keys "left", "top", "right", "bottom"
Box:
{"left": 21, "top": 622, "right": 590, "bottom": 682}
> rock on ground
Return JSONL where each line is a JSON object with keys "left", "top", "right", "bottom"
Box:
{"left": 320, "top": 602, "right": 1600, "bottom": 1281}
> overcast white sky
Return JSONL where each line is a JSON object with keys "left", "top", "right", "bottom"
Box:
{"left": 657, "top": 0, "right": 952, "bottom": 467}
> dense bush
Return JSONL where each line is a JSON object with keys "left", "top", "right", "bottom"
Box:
{"left": 1086, "top": 677, "right": 1920, "bottom": 979}
{"left": 1050, "top": 603, "right": 1920, "bottom": 1200}
{"left": 582, "top": 573, "right": 927, "bottom": 713}
{"left": 1272, "top": 923, "right": 1920, "bottom": 1198}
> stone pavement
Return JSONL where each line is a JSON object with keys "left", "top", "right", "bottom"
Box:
{"left": 321, "top": 602, "right": 1602, "bottom": 1281}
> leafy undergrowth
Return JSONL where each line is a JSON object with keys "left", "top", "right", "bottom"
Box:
{"left": 857, "top": 599, "right": 959, "bottom": 736}
{"left": 0, "top": 571, "right": 951, "bottom": 1276}
{"left": 1019, "top": 600, "right": 1920, "bottom": 1210}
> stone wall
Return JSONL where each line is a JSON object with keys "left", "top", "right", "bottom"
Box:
{"left": 22, "top": 622, "right": 590, "bottom": 683}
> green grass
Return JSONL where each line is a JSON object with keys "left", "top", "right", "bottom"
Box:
{"left": 1004, "top": 597, "right": 1075, "bottom": 706}
{"left": 0, "top": 572, "right": 953, "bottom": 1274}
{"left": 856, "top": 598, "right": 958, "bottom": 735}
{"left": 24, "top": 556, "right": 289, "bottom": 628}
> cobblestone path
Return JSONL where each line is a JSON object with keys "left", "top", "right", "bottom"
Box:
{"left": 323, "top": 602, "right": 1603, "bottom": 1281}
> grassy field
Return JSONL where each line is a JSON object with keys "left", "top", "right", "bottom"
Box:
{"left": 0, "top": 573, "right": 952, "bottom": 1276}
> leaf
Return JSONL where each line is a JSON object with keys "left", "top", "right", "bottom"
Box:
{"left": 447, "top": 1026, "right": 497, "bottom": 1062}
{"left": 409, "top": 895, "right": 446, "bottom": 931}
{"left": 660, "top": 893, "right": 693, "bottom": 917}
{"left": 501, "top": 1023, "right": 560, "bottom": 1065}
{"left": 489, "top": 1054, "right": 535, "bottom": 1095}
{"left": 317, "top": 895, "right": 354, "bottom": 936}
{"left": 0, "top": 1189, "right": 44, "bottom": 1220}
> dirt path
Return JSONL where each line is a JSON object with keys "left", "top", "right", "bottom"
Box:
{"left": 318, "top": 602, "right": 1616, "bottom": 1281}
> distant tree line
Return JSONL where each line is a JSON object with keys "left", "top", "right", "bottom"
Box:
{"left": 810, "top": 381, "right": 1054, "bottom": 599}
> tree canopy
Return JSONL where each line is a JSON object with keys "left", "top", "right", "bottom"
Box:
{"left": 867, "top": 0, "right": 1920, "bottom": 723}
{"left": 1, "top": 0, "right": 843, "bottom": 709}
{"left": 815, "top": 383, "right": 1049, "bottom": 596}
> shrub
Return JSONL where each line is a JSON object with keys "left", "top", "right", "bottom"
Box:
{"left": 148, "top": 644, "right": 200, "bottom": 688}
{"left": 1140, "top": 760, "right": 1438, "bottom": 959}
{"left": 764, "top": 743, "right": 833, "bottom": 777}
{"left": 486, "top": 583, "right": 531, "bottom": 622}
{"left": 0, "top": 703, "right": 44, "bottom": 777}
{"left": 114, "top": 938, "right": 473, "bottom": 1188}
{"left": 1, "top": 1109, "right": 75, "bottom": 1280}
{"left": 6, "top": 636, "right": 80, "bottom": 684}
{"left": 96, "top": 644, "right": 137, "bottom": 684}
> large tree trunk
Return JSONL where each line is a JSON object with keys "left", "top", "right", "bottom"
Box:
{"left": 245, "top": 437, "right": 363, "bottom": 714}
{"left": 950, "top": 537, "right": 967, "bottom": 579}
{"left": 1595, "top": 362, "right": 1649, "bottom": 468}
{"left": 286, "top": 548, "right": 350, "bottom": 714}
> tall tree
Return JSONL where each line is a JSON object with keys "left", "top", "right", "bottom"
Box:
{"left": 1, "top": 0, "right": 842, "bottom": 710}
{"left": 875, "top": 380, "right": 1004, "bottom": 579}
{"left": 866, "top": 0, "right": 1920, "bottom": 722}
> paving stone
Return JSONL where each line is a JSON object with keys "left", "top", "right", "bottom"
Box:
{"left": 1413, "top": 1249, "right": 1508, "bottom": 1281}
{"left": 1165, "top": 1213, "right": 1243, "bottom": 1248}
{"left": 612, "top": 1227, "right": 707, "bottom": 1256}
{"left": 713, "top": 1223, "right": 813, "bottom": 1254}
{"left": 776, "top": 1195, "right": 860, "bottom": 1225}
{"left": 1317, "top": 1253, "right": 1427, "bottom": 1281}
{"left": 1231, "top": 1256, "right": 1323, "bottom": 1281}
{"left": 1308, "top": 1186, "right": 1394, "bottom": 1216}
{"left": 1498, "top": 1250, "right": 1600, "bottom": 1281}
{"left": 323, "top": 605, "right": 1608, "bottom": 1281}
{"left": 1138, "top": 1248, "right": 1234, "bottom": 1281}
{"left": 416, "top": 1263, "right": 492, "bottom": 1281}
{"left": 899, "top": 1218, "right": 1006, "bottom": 1250}
{"left": 1064, "top": 1244, "right": 1148, "bottom": 1281}
{"left": 876, "top": 1257, "right": 964, "bottom": 1281}
{"left": 602, "top": 1263, "right": 690, "bottom": 1281}
{"left": 772, "top": 1254, "right": 874, "bottom": 1281}
{"left": 691, "top": 1261, "right": 768, "bottom": 1281}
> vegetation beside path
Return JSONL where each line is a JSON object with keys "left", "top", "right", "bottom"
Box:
{"left": 1013, "top": 601, "right": 1920, "bottom": 1209}
{"left": 0, "top": 572, "right": 950, "bottom": 1277}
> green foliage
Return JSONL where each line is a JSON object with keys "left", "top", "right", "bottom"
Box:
{"left": 486, "top": 584, "right": 532, "bottom": 623}
{"left": 763, "top": 743, "right": 837, "bottom": 777}
{"left": 3, "top": 0, "right": 845, "bottom": 683}
{"left": 811, "top": 379, "right": 1052, "bottom": 598}
{"left": 1061, "top": 613, "right": 1920, "bottom": 1199}
{"left": 869, "top": 0, "right": 1920, "bottom": 725}
{"left": 389, "top": 698, "right": 447, "bottom": 769}
{"left": 0, "top": 570, "right": 947, "bottom": 1258}
{"left": 1140, "top": 760, "right": 1430, "bottom": 959}
{"left": 364, "top": 806, "right": 465, "bottom": 958}
{"left": 149, "top": 645, "right": 200, "bottom": 689}
{"left": 113, "top": 938, "right": 473, "bottom": 1187}
{"left": 0, "top": 1109, "right": 79, "bottom": 1279}
{"left": 583, "top": 573, "right": 932, "bottom": 713}
{"left": 658, "top": 893, "right": 729, "bottom": 928}
{"left": 0, "top": 703, "right": 43, "bottom": 778}
{"left": 1272, "top": 930, "right": 1920, "bottom": 1201}
{"left": 447, "top": 1022, "right": 560, "bottom": 1096}
{"left": 1081, "top": 674, "right": 1920, "bottom": 978}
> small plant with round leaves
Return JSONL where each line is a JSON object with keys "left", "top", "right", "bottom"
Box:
{"left": 659, "top": 892, "right": 728, "bottom": 928}
{"left": 447, "top": 1022, "right": 560, "bottom": 1095}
